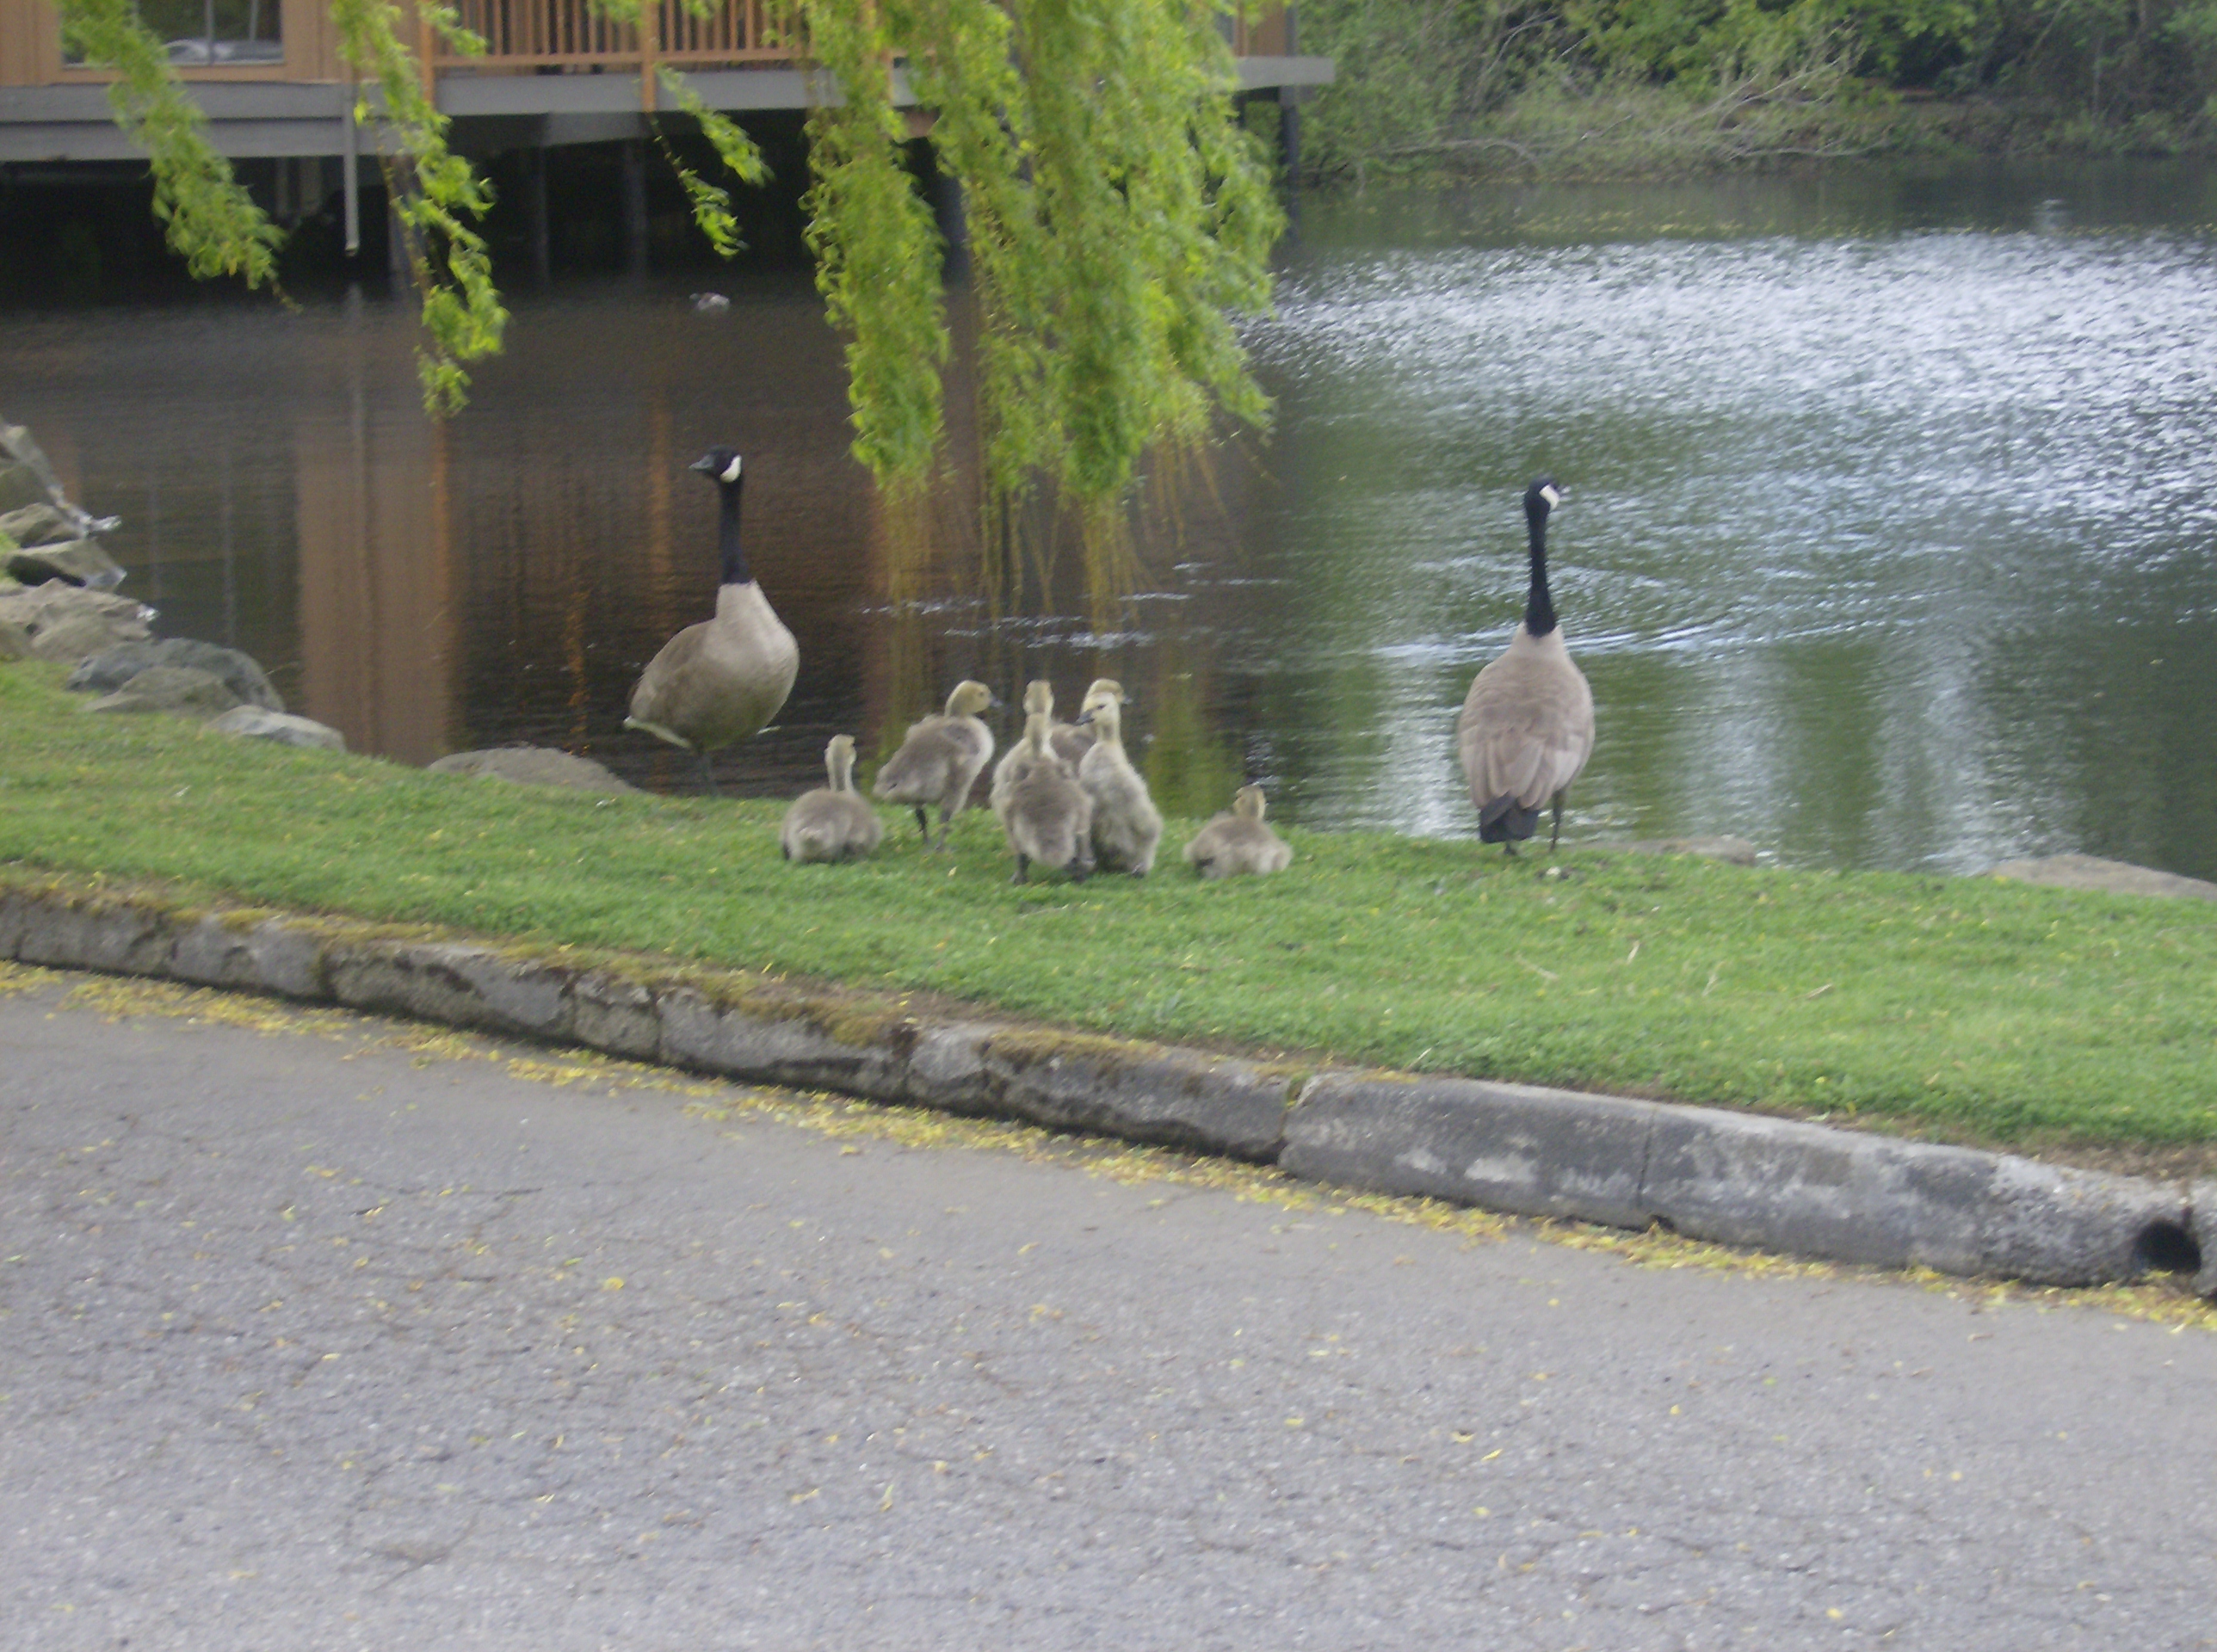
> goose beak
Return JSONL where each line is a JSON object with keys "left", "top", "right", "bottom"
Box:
{"left": 689, "top": 454, "right": 718, "bottom": 473}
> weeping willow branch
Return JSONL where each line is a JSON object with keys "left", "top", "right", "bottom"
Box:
{"left": 52, "top": 0, "right": 285, "bottom": 287}
{"left": 793, "top": 0, "right": 1283, "bottom": 612}
{"left": 331, "top": 0, "right": 508, "bottom": 414}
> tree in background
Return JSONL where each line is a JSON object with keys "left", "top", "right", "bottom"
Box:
{"left": 52, "top": 0, "right": 1283, "bottom": 542}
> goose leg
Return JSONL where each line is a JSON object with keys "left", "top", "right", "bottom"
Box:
{"left": 1502, "top": 840, "right": 1519, "bottom": 859}
{"left": 911, "top": 805, "right": 931, "bottom": 844}
{"left": 698, "top": 750, "right": 720, "bottom": 797}
{"left": 1012, "top": 854, "right": 1029, "bottom": 885}
{"left": 1549, "top": 793, "right": 1564, "bottom": 854}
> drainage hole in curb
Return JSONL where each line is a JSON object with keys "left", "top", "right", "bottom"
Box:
{"left": 2132, "top": 1221, "right": 2202, "bottom": 1277}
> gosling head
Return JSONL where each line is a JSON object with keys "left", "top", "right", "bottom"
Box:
{"left": 1074, "top": 696, "right": 1122, "bottom": 743}
{"left": 690, "top": 447, "right": 744, "bottom": 485}
{"left": 824, "top": 733, "right": 856, "bottom": 780}
{"left": 1083, "top": 677, "right": 1128, "bottom": 709}
{"left": 1021, "top": 680, "right": 1053, "bottom": 718}
{"left": 1233, "top": 785, "right": 1268, "bottom": 821}
{"left": 946, "top": 680, "right": 996, "bottom": 718}
{"left": 1524, "top": 476, "right": 1561, "bottom": 523}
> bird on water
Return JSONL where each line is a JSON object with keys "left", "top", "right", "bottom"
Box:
{"left": 625, "top": 448, "right": 799, "bottom": 795}
{"left": 1456, "top": 477, "right": 1593, "bottom": 855}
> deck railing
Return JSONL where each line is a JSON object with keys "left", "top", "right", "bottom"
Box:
{"left": 435, "top": 1, "right": 797, "bottom": 71}
{"left": 431, "top": 0, "right": 1271, "bottom": 72}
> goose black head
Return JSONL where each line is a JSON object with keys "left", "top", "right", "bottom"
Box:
{"left": 1524, "top": 477, "right": 1562, "bottom": 521}
{"left": 690, "top": 447, "right": 744, "bottom": 486}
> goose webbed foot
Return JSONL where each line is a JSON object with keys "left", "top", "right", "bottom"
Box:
{"left": 1069, "top": 857, "right": 1092, "bottom": 884}
{"left": 911, "top": 806, "right": 931, "bottom": 845}
{"left": 1502, "top": 840, "right": 1520, "bottom": 858}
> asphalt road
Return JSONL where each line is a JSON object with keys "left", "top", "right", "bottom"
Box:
{"left": 3, "top": 965, "right": 2214, "bottom": 1651}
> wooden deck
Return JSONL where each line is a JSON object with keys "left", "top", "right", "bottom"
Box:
{"left": 4, "top": 0, "right": 1293, "bottom": 89}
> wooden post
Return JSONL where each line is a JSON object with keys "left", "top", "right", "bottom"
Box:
{"left": 640, "top": 1, "right": 659, "bottom": 113}
{"left": 416, "top": 1, "right": 436, "bottom": 92}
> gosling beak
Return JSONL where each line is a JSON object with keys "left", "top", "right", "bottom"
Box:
{"left": 1073, "top": 712, "right": 1096, "bottom": 727}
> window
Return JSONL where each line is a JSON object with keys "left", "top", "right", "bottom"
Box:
{"left": 65, "top": 1, "right": 285, "bottom": 67}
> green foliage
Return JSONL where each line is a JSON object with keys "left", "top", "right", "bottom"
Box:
{"left": 793, "top": 0, "right": 1283, "bottom": 513}
{"left": 52, "top": 0, "right": 285, "bottom": 286}
{"left": 656, "top": 65, "right": 775, "bottom": 260}
{"left": 330, "top": 0, "right": 508, "bottom": 415}
{"left": 5, "top": 659, "right": 2217, "bottom": 1150}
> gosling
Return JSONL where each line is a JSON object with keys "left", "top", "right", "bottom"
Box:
{"left": 780, "top": 734, "right": 881, "bottom": 863}
{"left": 1183, "top": 785, "right": 1293, "bottom": 878}
{"left": 1076, "top": 695, "right": 1162, "bottom": 875}
{"left": 1051, "top": 678, "right": 1127, "bottom": 769}
{"left": 873, "top": 679, "right": 997, "bottom": 849}
{"left": 997, "top": 703, "right": 1093, "bottom": 885}
{"left": 990, "top": 681, "right": 1063, "bottom": 817}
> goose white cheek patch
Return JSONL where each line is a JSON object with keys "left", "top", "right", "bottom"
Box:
{"left": 721, "top": 455, "right": 744, "bottom": 484}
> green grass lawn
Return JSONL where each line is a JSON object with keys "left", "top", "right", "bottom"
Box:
{"left": 4, "top": 661, "right": 2214, "bottom": 1153}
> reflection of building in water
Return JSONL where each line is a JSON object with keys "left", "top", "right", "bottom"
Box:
{"left": 292, "top": 317, "right": 456, "bottom": 766}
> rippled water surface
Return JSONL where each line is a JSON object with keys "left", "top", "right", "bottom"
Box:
{"left": 11, "top": 163, "right": 2217, "bottom": 874}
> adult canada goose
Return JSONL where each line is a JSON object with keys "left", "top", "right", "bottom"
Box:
{"left": 873, "top": 679, "right": 997, "bottom": 849}
{"left": 625, "top": 448, "right": 799, "bottom": 794}
{"left": 989, "top": 680, "right": 1061, "bottom": 817}
{"left": 1183, "top": 785, "right": 1294, "bottom": 878}
{"left": 1076, "top": 695, "right": 1163, "bottom": 875}
{"left": 1456, "top": 477, "right": 1593, "bottom": 855}
{"left": 780, "top": 734, "right": 882, "bottom": 863}
{"left": 997, "top": 703, "right": 1093, "bottom": 885}
{"left": 1049, "top": 677, "right": 1127, "bottom": 769}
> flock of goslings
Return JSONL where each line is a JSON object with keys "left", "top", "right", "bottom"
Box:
{"left": 629, "top": 451, "right": 1590, "bottom": 875}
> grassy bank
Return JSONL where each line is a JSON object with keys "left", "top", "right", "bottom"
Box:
{"left": 3, "top": 663, "right": 2214, "bottom": 1157}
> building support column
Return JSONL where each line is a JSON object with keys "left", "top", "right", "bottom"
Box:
{"left": 620, "top": 138, "right": 649, "bottom": 276}
{"left": 523, "top": 145, "right": 551, "bottom": 285}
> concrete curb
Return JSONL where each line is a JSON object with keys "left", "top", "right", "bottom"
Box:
{"left": 0, "top": 873, "right": 2203, "bottom": 1295}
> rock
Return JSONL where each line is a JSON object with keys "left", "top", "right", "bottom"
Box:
{"left": 1984, "top": 854, "right": 2217, "bottom": 903}
{"left": 428, "top": 747, "right": 640, "bottom": 795}
{"left": 1609, "top": 835, "right": 1761, "bottom": 866}
{"left": 81, "top": 664, "right": 243, "bottom": 719}
{"left": 207, "top": 706, "right": 344, "bottom": 751}
{"left": 0, "top": 617, "right": 29, "bottom": 661}
{"left": 7, "top": 538, "right": 126, "bottom": 590}
{"left": 0, "top": 502, "right": 77, "bottom": 546}
{"left": 0, "top": 583, "right": 153, "bottom": 663}
{"left": 69, "top": 638, "right": 283, "bottom": 712}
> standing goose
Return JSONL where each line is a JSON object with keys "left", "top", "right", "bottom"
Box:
{"left": 780, "top": 734, "right": 882, "bottom": 863}
{"left": 996, "top": 702, "right": 1093, "bottom": 885}
{"left": 873, "top": 679, "right": 997, "bottom": 849}
{"left": 1049, "top": 677, "right": 1127, "bottom": 769}
{"left": 989, "top": 680, "right": 1060, "bottom": 817}
{"left": 1183, "top": 785, "right": 1294, "bottom": 878}
{"left": 1456, "top": 477, "right": 1593, "bottom": 855}
{"left": 1076, "top": 695, "right": 1163, "bottom": 875}
{"left": 626, "top": 448, "right": 799, "bottom": 794}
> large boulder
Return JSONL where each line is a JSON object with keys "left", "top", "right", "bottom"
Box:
{"left": 68, "top": 638, "right": 283, "bottom": 712}
{"left": 7, "top": 538, "right": 126, "bottom": 590}
{"left": 0, "top": 583, "right": 154, "bottom": 663}
{"left": 207, "top": 705, "right": 345, "bottom": 752}
{"left": 0, "top": 502, "right": 77, "bottom": 546}
{"left": 1985, "top": 854, "right": 2217, "bottom": 903}
{"left": 0, "top": 419, "right": 125, "bottom": 586}
{"left": 429, "top": 747, "right": 640, "bottom": 795}
{"left": 80, "top": 664, "right": 242, "bottom": 719}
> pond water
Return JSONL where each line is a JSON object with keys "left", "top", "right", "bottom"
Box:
{"left": 10, "top": 161, "right": 2217, "bottom": 876}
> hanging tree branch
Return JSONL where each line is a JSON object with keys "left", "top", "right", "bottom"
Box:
{"left": 59, "top": 0, "right": 1285, "bottom": 520}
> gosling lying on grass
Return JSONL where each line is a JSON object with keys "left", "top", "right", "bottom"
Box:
{"left": 1183, "top": 785, "right": 1293, "bottom": 878}
{"left": 780, "top": 734, "right": 882, "bottom": 863}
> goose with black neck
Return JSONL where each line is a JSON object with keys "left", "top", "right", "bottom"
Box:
{"left": 626, "top": 448, "right": 800, "bottom": 795}
{"left": 1456, "top": 477, "right": 1594, "bottom": 855}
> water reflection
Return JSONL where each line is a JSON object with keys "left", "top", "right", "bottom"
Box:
{"left": 9, "top": 162, "right": 2217, "bottom": 876}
